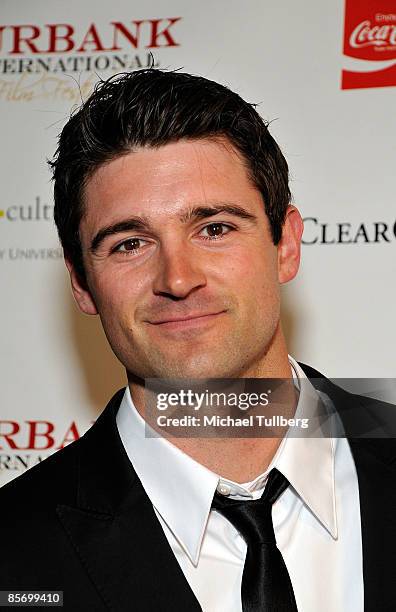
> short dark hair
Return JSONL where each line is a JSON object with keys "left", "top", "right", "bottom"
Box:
{"left": 49, "top": 68, "right": 291, "bottom": 284}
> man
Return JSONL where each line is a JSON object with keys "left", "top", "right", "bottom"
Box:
{"left": 0, "top": 69, "right": 395, "bottom": 612}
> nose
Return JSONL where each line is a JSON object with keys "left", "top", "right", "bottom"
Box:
{"left": 152, "top": 240, "right": 207, "bottom": 299}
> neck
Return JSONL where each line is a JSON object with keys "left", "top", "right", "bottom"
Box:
{"left": 129, "top": 325, "right": 294, "bottom": 483}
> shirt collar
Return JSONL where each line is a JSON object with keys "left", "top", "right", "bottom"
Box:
{"left": 116, "top": 356, "right": 338, "bottom": 566}
{"left": 116, "top": 386, "right": 218, "bottom": 565}
{"left": 278, "top": 357, "right": 338, "bottom": 539}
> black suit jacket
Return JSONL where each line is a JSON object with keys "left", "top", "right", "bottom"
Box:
{"left": 1, "top": 364, "right": 396, "bottom": 611}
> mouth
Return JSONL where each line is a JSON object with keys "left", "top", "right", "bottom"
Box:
{"left": 147, "top": 310, "right": 227, "bottom": 331}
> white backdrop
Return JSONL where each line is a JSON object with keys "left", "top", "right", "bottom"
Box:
{"left": 1, "top": 0, "right": 395, "bottom": 486}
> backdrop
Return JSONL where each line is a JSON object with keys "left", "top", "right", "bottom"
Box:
{"left": 1, "top": 0, "right": 395, "bottom": 486}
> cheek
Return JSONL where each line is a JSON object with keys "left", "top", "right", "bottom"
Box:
{"left": 90, "top": 269, "right": 144, "bottom": 323}
{"left": 217, "top": 245, "right": 278, "bottom": 294}
{"left": 228, "top": 248, "right": 280, "bottom": 330}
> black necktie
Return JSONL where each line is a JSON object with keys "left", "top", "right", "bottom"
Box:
{"left": 212, "top": 468, "right": 298, "bottom": 612}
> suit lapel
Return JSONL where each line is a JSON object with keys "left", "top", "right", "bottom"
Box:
{"left": 300, "top": 364, "right": 396, "bottom": 612}
{"left": 56, "top": 389, "right": 202, "bottom": 612}
{"left": 57, "top": 373, "right": 396, "bottom": 611}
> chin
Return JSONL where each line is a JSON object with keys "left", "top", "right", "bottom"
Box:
{"left": 150, "top": 358, "right": 230, "bottom": 380}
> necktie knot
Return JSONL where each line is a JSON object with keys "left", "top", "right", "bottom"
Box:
{"left": 212, "top": 468, "right": 298, "bottom": 611}
{"left": 212, "top": 468, "right": 289, "bottom": 544}
{"left": 212, "top": 490, "right": 275, "bottom": 545}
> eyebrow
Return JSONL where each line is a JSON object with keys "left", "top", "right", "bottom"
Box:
{"left": 89, "top": 203, "right": 258, "bottom": 253}
{"left": 90, "top": 218, "right": 149, "bottom": 253}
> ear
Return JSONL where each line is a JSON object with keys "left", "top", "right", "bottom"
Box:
{"left": 277, "top": 205, "right": 304, "bottom": 284}
{"left": 65, "top": 258, "right": 98, "bottom": 315}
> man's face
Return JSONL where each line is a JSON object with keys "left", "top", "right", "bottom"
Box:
{"left": 68, "top": 137, "right": 302, "bottom": 379}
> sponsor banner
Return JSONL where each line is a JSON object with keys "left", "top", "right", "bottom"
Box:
{"left": 0, "top": 196, "right": 53, "bottom": 221}
{"left": 302, "top": 217, "right": 396, "bottom": 245}
{"left": 0, "top": 17, "right": 181, "bottom": 103}
{"left": 1, "top": 0, "right": 395, "bottom": 489}
{"left": 342, "top": 0, "right": 396, "bottom": 89}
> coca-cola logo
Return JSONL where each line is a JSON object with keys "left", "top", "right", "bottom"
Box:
{"left": 342, "top": 0, "right": 396, "bottom": 89}
{"left": 349, "top": 19, "right": 396, "bottom": 49}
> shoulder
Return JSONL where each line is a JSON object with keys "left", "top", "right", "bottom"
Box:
{"left": 0, "top": 436, "right": 85, "bottom": 581}
{"left": 0, "top": 386, "right": 126, "bottom": 510}
{"left": 299, "top": 361, "right": 396, "bottom": 463}
{"left": 0, "top": 434, "right": 81, "bottom": 516}
{"left": 0, "top": 388, "right": 127, "bottom": 583}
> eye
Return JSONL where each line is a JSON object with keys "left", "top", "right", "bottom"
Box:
{"left": 199, "top": 223, "right": 234, "bottom": 240}
{"left": 113, "top": 237, "right": 148, "bottom": 254}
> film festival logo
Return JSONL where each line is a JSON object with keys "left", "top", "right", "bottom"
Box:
{"left": 0, "top": 17, "right": 181, "bottom": 102}
{"left": 342, "top": 0, "right": 396, "bottom": 89}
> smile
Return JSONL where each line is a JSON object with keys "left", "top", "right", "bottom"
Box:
{"left": 148, "top": 311, "right": 227, "bottom": 331}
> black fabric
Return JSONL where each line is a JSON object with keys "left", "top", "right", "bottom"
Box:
{"left": 0, "top": 365, "right": 395, "bottom": 611}
{"left": 212, "top": 468, "right": 297, "bottom": 611}
{"left": 0, "top": 388, "right": 201, "bottom": 612}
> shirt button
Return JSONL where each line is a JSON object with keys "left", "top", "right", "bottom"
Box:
{"left": 217, "top": 483, "right": 231, "bottom": 496}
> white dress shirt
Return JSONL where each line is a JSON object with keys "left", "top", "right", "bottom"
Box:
{"left": 116, "top": 357, "right": 364, "bottom": 611}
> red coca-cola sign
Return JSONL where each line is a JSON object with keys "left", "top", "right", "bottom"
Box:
{"left": 342, "top": 0, "right": 396, "bottom": 89}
